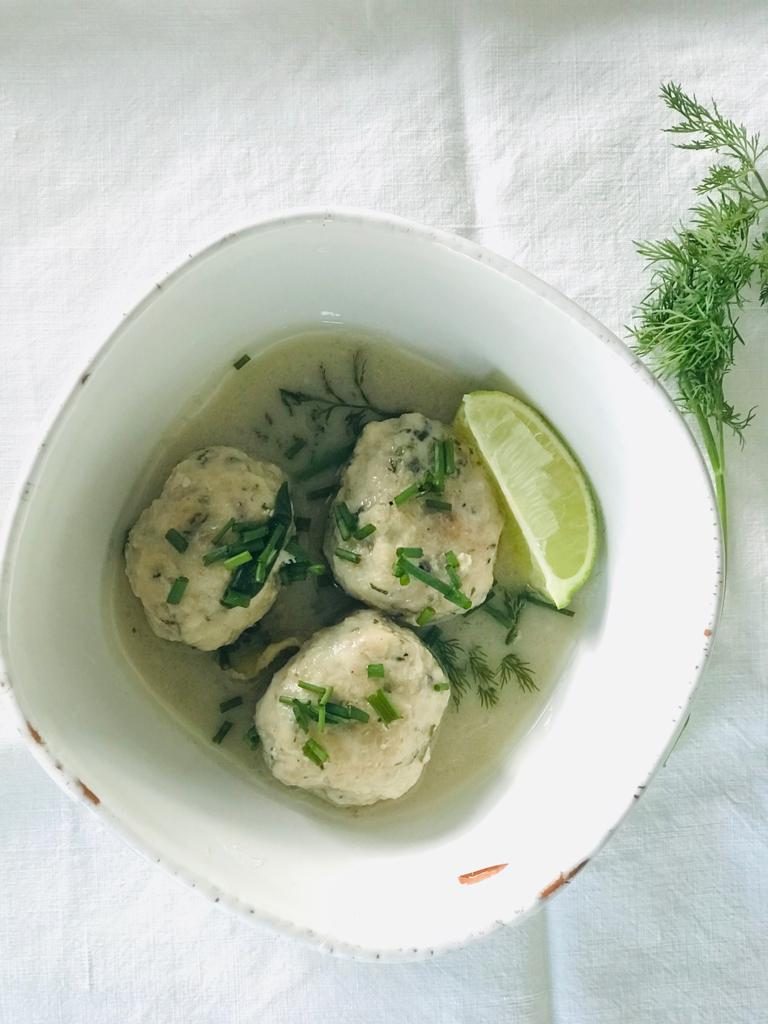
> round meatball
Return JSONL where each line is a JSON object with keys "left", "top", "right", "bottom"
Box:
{"left": 125, "top": 446, "right": 288, "bottom": 651}
{"left": 255, "top": 610, "right": 449, "bottom": 806}
{"left": 324, "top": 413, "right": 502, "bottom": 622}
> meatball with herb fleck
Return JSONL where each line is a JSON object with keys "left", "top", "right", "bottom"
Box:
{"left": 125, "top": 446, "right": 290, "bottom": 651}
{"left": 255, "top": 610, "right": 449, "bottom": 806}
{"left": 324, "top": 413, "right": 502, "bottom": 623}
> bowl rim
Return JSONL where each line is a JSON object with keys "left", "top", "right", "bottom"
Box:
{"left": 0, "top": 206, "right": 724, "bottom": 960}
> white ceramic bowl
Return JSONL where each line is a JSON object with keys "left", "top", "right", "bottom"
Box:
{"left": 0, "top": 210, "right": 721, "bottom": 960}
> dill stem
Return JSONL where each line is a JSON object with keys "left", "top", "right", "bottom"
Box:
{"left": 691, "top": 399, "right": 728, "bottom": 554}
{"left": 751, "top": 168, "right": 768, "bottom": 202}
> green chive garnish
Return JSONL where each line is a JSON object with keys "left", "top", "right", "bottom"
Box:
{"left": 232, "top": 521, "right": 268, "bottom": 535}
{"left": 281, "top": 563, "right": 308, "bottom": 583}
{"left": 303, "top": 738, "right": 329, "bottom": 767}
{"left": 212, "top": 720, "right": 233, "bottom": 744}
{"left": 308, "top": 563, "right": 327, "bottom": 575}
{"left": 367, "top": 663, "right": 385, "bottom": 678}
{"left": 335, "top": 547, "right": 361, "bottom": 564}
{"left": 219, "top": 696, "right": 243, "bottom": 713}
{"left": 165, "top": 528, "right": 189, "bottom": 553}
{"left": 432, "top": 440, "right": 446, "bottom": 491}
{"left": 416, "top": 606, "right": 436, "bottom": 626}
{"left": 298, "top": 680, "right": 327, "bottom": 696}
{"left": 220, "top": 590, "right": 250, "bottom": 608}
{"left": 202, "top": 545, "right": 231, "bottom": 565}
{"left": 166, "top": 576, "right": 189, "bottom": 604}
{"left": 394, "top": 481, "right": 423, "bottom": 506}
{"left": 285, "top": 539, "right": 311, "bottom": 562}
{"left": 399, "top": 574, "right": 410, "bottom": 586}
{"left": 433, "top": 682, "right": 450, "bottom": 692}
{"left": 354, "top": 522, "right": 376, "bottom": 541}
{"left": 244, "top": 725, "right": 260, "bottom": 749}
{"left": 396, "top": 546, "right": 423, "bottom": 558}
{"left": 307, "top": 484, "right": 336, "bottom": 501}
{"left": 233, "top": 354, "right": 251, "bottom": 370}
{"left": 325, "top": 701, "right": 370, "bottom": 723}
{"left": 398, "top": 557, "right": 471, "bottom": 609}
{"left": 366, "top": 688, "right": 402, "bottom": 726}
{"left": 334, "top": 503, "right": 354, "bottom": 540}
{"left": 211, "top": 517, "right": 236, "bottom": 545}
{"left": 444, "top": 438, "right": 456, "bottom": 475}
{"left": 223, "top": 550, "right": 253, "bottom": 570}
{"left": 284, "top": 437, "right": 307, "bottom": 460}
{"left": 257, "top": 523, "right": 286, "bottom": 566}
{"left": 425, "top": 498, "right": 452, "bottom": 512}
{"left": 445, "top": 551, "right": 461, "bottom": 588}
{"left": 295, "top": 516, "right": 311, "bottom": 532}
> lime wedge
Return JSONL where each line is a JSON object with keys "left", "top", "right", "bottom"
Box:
{"left": 455, "top": 391, "right": 598, "bottom": 608}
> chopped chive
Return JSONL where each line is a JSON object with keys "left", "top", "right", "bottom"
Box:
{"left": 292, "top": 702, "right": 312, "bottom": 733}
{"left": 416, "top": 606, "right": 436, "bottom": 626}
{"left": 284, "top": 437, "right": 307, "bottom": 460}
{"left": 353, "top": 522, "right": 376, "bottom": 541}
{"left": 254, "top": 560, "right": 267, "bottom": 583}
{"left": 303, "top": 738, "right": 329, "bottom": 767}
{"left": 203, "top": 545, "right": 230, "bottom": 566}
{"left": 433, "top": 682, "right": 450, "bottom": 692}
{"left": 432, "top": 440, "right": 446, "bottom": 491}
{"left": 233, "top": 354, "right": 251, "bottom": 370}
{"left": 399, "top": 574, "right": 410, "bottom": 586}
{"left": 366, "top": 688, "right": 402, "bottom": 726}
{"left": 325, "top": 701, "right": 370, "bottom": 723}
{"left": 394, "top": 481, "right": 423, "bottom": 506}
{"left": 280, "top": 563, "right": 308, "bottom": 583}
{"left": 166, "top": 576, "right": 189, "bottom": 604}
{"left": 223, "top": 550, "right": 253, "bottom": 570}
{"left": 272, "top": 482, "right": 293, "bottom": 525}
{"left": 307, "top": 563, "right": 327, "bottom": 575}
{"left": 319, "top": 686, "right": 332, "bottom": 706}
{"left": 244, "top": 725, "right": 260, "bottom": 749}
{"left": 335, "top": 547, "right": 361, "bottom": 564}
{"left": 317, "top": 703, "right": 326, "bottom": 731}
{"left": 370, "top": 583, "right": 389, "bottom": 595}
{"left": 483, "top": 603, "right": 514, "bottom": 628}
{"left": 285, "top": 538, "right": 311, "bottom": 562}
{"left": 220, "top": 590, "right": 251, "bottom": 608}
{"left": 298, "top": 680, "right": 327, "bottom": 696}
{"left": 211, "top": 517, "right": 236, "bottom": 545}
{"left": 367, "top": 663, "right": 385, "bottom": 678}
{"left": 396, "top": 546, "right": 423, "bottom": 558}
{"left": 219, "top": 695, "right": 243, "bottom": 713}
{"left": 165, "top": 528, "right": 189, "bottom": 553}
{"left": 425, "top": 498, "right": 452, "bottom": 512}
{"left": 446, "top": 589, "right": 473, "bottom": 610}
{"left": 295, "top": 516, "right": 311, "bottom": 532}
{"left": 307, "top": 483, "right": 337, "bottom": 501}
{"left": 257, "top": 523, "right": 286, "bottom": 566}
{"left": 297, "top": 443, "right": 355, "bottom": 481}
{"left": 334, "top": 502, "right": 355, "bottom": 540}
{"left": 232, "top": 521, "right": 268, "bottom": 535}
{"left": 524, "top": 591, "right": 576, "bottom": 617}
{"left": 398, "top": 557, "right": 471, "bottom": 609}
{"left": 444, "top": 438, "right": 456, "bottom": 475}
{"left": 445, "top": 551, "right": 461, "bottom": 588}
{"left": 239, "top": 531, "right": 268, "bottom": 547}
{"left": 212, "top": 720, "right": 233, "bottom": 744}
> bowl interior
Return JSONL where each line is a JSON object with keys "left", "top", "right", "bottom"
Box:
{"left": 0, "top": 212, "right": 720, "bottom": 957}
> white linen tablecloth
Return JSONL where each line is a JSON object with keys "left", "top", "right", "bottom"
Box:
{"left": 1, "top": 2, "right": 766, "bottom": 1021}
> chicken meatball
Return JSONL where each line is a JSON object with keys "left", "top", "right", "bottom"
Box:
{"left": 255, "top": 610, "right": 449, "bottom": 806}
{"left": 324, "top": 413, "right": 502, "bottom": 622}
{"left": 125, "top": 446, "right": 289, "bottom": 651}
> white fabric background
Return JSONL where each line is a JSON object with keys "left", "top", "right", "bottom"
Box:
{"left": 1, "top": 2, "right": 766, "bottom": 1021}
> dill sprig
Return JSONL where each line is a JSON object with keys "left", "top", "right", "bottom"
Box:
{"left": 467, "top": 645, "right": 499, "bottom": 708}
{"left": 422, "top": 628, "right": 468, "bottom": 703}
{"left": 631, "top": 83, "right": 768, "bottom": 547}
{"left": 498, "top": 652, "right": 537, "bottom": 695}
{"left": 279, "top": 351, "right": 399, "bottom": 436}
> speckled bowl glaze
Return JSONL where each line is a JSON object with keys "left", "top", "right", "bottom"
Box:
{"left": 0, "top": 210, "right": 722, "bottom": 960}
